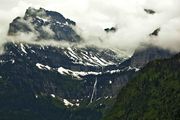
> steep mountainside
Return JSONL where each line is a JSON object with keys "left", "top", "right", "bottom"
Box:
{"left": 0, "top": 7, "right": 137, "bottom": 120}
{"left": 2, "top": 7, "right": 136, "bottom": 101}
{"left": 0, "top": 7, "right": 177, "bottom": 120}
{"left": 103, "top": 53, "right": 180, "bottom": 120}
{"left": 130, "top": 44, "right": 173, "bottom": 68}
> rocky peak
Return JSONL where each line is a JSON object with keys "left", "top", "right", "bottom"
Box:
{"left": 8, "top": 7, "right": 80, "bottom": 42}
{"left": 104, "top": 27, "right": 117, "bottom": 33}
{"left": 149, "top": 28, "right": 161, "bottom": 36}
{"left": 25, "top": 7, "right": 46, "bottom": 18}
{"left": 24, "top": 7, "right": 76, "bottom": 26}
{"left": 144, "top": 9, "right": 156, "bottom": 15}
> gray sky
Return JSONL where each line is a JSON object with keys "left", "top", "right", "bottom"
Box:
{"left": 0, "top": 0, "right": 180, "bottom": 54}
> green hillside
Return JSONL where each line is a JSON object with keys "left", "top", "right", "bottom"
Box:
{"left": 103, "top": 54, "right": 180, "bottom": 120}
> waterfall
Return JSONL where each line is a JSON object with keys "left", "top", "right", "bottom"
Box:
{"left": 90, "top": 78, "right": 97, "bottom": 104}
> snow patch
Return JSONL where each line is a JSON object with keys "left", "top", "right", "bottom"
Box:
{"left": 63, "top": 99, "right": 74, "bottom": 107}
{"left": 51, "top": 94, "right": 55, "bottom": 98}
{"left": 109, "top": 80, "right": 112, "bottom": 84}
{"left": 36, "top": 16, "right": 49, "bottom": 22}
{"left": 75, "top": 103, "right": 80, "bottom": 107}
{"left": 12, "top": 60, "right": 15, "bottom": 64}
{"left": 36, "top": 63, "right": 51, "bottom": 70}
{"left": 31, "top": 50, "right": 36, "bottom": 53}
{"left": 64, "top": 47, "right": 116, "bottom": 67}
{"left": 20, "top": 43, "right": 27, "bottom": 54}
{"left": 35, "top": 95, "right": 38, "bottom": 99}
{"left": 58, "top": 67, "right": 101, "bottom": 79}
{"left": 128, "top": 66, "right": 140, "bottom": 72}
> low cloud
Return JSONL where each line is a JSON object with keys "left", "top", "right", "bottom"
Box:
{"left": 42, "top": 25, "right": 55, "bottom": 37}
{"left": 7, "top": 31, "right": 75, "bottom": 49}
{"left": 73, "top": 0, "right": 180, "bottom": 54}
{"left": 0, "top": 0, "right": 180, "bottom": 55}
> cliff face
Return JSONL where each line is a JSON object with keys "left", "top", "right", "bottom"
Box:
{"left": 130, "top": 45, "right": 173, "bottom": 68}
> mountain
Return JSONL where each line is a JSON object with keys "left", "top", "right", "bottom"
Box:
{"left": 0, "top": 7, "right": 177, "bottom": 120}
{"left": 0, "top": 7, "right": 137, "bottom": 120}
{"left": 4, "top": 7, "right": 134, "bottom": 100}
{"left": 8, "top": 7, "right": 80, "bottom": 42}
{"left": 103, "top": 53, "right": 180, "bottom": 120}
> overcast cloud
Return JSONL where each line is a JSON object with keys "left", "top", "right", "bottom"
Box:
{"left": 0, "top": 0, "right": 180, "bottom": 54}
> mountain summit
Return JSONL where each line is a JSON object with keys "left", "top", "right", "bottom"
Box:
{"left": 8, "top": 7, "right": 80, "bottom": 42}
